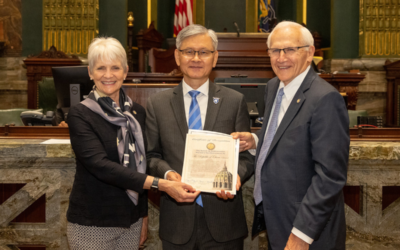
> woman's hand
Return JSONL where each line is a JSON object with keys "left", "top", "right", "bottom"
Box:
{"left": 144, "top": 176, "right": 200, "bottom": 203}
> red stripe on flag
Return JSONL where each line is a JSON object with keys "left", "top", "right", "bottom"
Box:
{"left": 174, "top": 0, "right": 193, "bottom": 37}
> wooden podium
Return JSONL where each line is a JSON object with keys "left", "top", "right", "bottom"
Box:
{"left": 149, "top": 33, "right": 273, "bottom": 81}
{"left": 210, "top": 33, "right": 273, "bottom": 80}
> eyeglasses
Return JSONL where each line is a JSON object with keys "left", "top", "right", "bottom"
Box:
{"left": 267, "top": 45, "right": 310, "bottom": 57}
{"left": 179, "top": 49, "right": 215, "bottom": 58}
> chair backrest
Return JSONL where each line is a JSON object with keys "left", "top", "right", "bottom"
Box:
{"left": 38, "top": 77, "right": 58, "bottom": 113}
{"left": 348, "top": 110, "right": 368, "bottom": 128}
{"left": 0, "top": 108, "right": 43, "bottom": 126}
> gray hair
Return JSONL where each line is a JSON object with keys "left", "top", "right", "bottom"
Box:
{"left": 176, "top": 24, "right": 218, "bottom": 50}
{"left": 88, "top": 37, "right": 128, "bottom": 73}
{"left": 267, "top": 21, "right": 314, "bottom": 50}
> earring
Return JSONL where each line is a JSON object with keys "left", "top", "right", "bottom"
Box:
{"left": 90, "top": 78, "right": 93, "bottom": 80}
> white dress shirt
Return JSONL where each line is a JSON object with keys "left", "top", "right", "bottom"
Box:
{"left": 164, "top": 79, "right": 210, "bottom": 179}
{"left": 252, "top": 66, "right": 314, "bottom": 244}
{"left": 182, "top": 79, "right": 209, "bottom": 128}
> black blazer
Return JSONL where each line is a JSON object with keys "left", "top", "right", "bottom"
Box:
{"left": 254, "top": 69, "right": 349, "bottom": 250}
{"left": 67, "top": 102, "right": 148, "bottom": 228}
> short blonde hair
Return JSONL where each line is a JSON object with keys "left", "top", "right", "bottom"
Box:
{"left": 267, "top": 21, "right": 314, "bottom": 49}
{"left": 88, "top": 37, "right": 128, "bottom": 73}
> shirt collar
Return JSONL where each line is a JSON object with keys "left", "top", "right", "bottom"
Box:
{"left": 183, "top": 79, "right": 209, "bottom": 97}
{"left": 94, "top": 89, "right": 108, "bottom": 100}
{"left": 279, "top": 66, "right": 311, "bottom": 100}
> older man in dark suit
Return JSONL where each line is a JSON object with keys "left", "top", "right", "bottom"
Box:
{"left": 146, "top": 24, "right": 254, "bottom": 249}
{"left": 233, "top": 21, "right": 349, "bottom": 250}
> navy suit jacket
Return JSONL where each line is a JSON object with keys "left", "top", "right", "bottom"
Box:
{"left": 254, "top": 69, "right": 349, "bottom": 250}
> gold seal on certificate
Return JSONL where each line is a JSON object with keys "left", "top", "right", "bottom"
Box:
{"left": 181, "top": 130, "right": 239, "bottom": 195}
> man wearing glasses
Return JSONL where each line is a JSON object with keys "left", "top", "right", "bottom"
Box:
{"left": 233, "top": 21, "right": 349, "bottom": 250}
{"left": 146, "top": 24, "right": 253, "bottom": 249}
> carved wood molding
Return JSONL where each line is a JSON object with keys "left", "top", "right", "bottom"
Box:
{"left": 34, "top": 46, "right": 78, "bottom": 59}
{"left": 320, "top": 73, "right": 366, "bottom": 110}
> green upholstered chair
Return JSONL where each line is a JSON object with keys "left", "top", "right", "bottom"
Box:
{"left": 0, "top": 108, "right": 43, "bottom": 126}
{"left": 348, "top": 110, "right": 368, "bottom": 128}
{"left": 38, "top": 77, "right": 58, "bottom": 113}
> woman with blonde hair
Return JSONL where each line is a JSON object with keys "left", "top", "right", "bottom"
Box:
{"left": 66, "top": 37, "right": 199, "bottom": 249}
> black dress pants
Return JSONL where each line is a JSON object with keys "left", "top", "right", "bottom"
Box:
{"left": 162, "top": 204, "right": 244, "bottom": 250}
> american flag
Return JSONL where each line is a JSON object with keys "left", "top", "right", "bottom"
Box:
{"left": 174, "top": 0, "right": 193, "bottom": 37}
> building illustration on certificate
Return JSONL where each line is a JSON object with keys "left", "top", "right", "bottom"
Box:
{"left": 213, "top": 162, "right": 233, "bottom": 191}
{"left": 182, "top": 131, "right": 238, "bottom": 194}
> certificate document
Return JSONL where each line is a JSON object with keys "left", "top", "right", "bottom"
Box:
{"left": 181, "top": 130, "right": 239, "bottom": 195}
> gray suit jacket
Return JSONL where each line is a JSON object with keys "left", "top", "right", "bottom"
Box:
{"left": 255, "top": 69, "right": 349, "bottom": 250}
{"left": 146, "top": 81, "right": 254, "bottom": 244}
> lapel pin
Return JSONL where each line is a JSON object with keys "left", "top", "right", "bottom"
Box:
{"left": 133, "top": 110, "right": 137, "bottom": 115}
{"left": 297, "top": 99, "right": 301, "bottom": 103}
{"left": 213, "top": 97, "right": 220, "bottom": 104}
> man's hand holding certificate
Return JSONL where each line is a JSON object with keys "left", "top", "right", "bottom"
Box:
{"left": 181, "top": 130, "right": 240, "bottom": 197}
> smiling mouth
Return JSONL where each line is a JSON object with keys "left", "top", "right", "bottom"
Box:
{"left": 101, "top": 81, "right": 116, "bottom": 85}
{"left": 278, "top": 66, "right": 290, "bottom": 69}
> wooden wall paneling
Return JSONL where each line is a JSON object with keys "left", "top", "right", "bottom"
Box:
{"left": 13, "top": 195, "right": 46, "bottom": 223}
{"left": 396, "top": 80, "right": 400, "bottom": 127}
{"left": 126, "top": 73, "right": 182, "bottom": 83}
{"left": 149, "top": 48, "right": 177, "bottom": 73}
{"left": 384, "top": 60, "right": 400, "bottom": 126}
{"left": 0, "top": 126, "right": 70, "bottom": 139}
{"left": 0, "top": 184, "right": 25, "bottom": 204}
{"left": 382, "top": 186, "right": 400, "bottom": 211}
{"left": 0, "top": 184, "right": 45, "bottom": 223}
{"left": 343, "top": 186, "right": 362, "bottom": 215}
{"left": 122, "top": 84, "right": 178, "bottom": 108}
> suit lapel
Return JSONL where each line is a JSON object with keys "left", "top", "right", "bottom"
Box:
{"left": 265, "top": 69, "right": 316, "bottom": 158}
{"left": 171, "top": 82, "right": 188, "bottom": 139}
{"left": 203, "top": 82, "right": 222, "bottom": 131}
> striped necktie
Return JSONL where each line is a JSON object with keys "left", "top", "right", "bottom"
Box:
{"left": 254, "top": 88, "right": 285, "bottom": 205}
{"left": 188, "top": 90, "right": 203, "bottom": 207}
